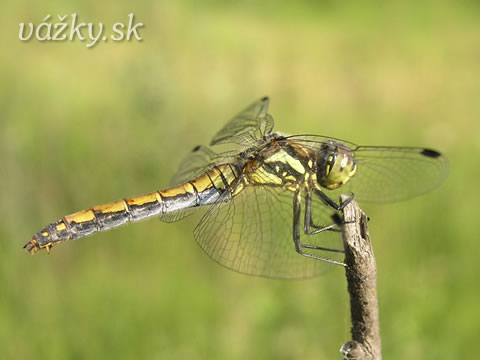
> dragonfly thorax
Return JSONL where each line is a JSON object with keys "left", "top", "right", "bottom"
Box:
{"left": 316, "top": 140, "right": 357, "bottom": 190}
{"left": 243, "top": 140, "right": 311, "bottom": 191}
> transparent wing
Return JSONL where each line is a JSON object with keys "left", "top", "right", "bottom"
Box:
{"left": 169, "top": 146, "right": 218, "bottom": 187}
{"left": 162, "top": 97, "right": 275, "bottom": 223}
{"left": 345, "top": 146, "right": 448, "bottom": 203}
{"left": 193, "top": 182, "right": 342, "bottom": 279}
{"left": 210, "top": 96, "right": 274, "bottom": 146}
{"left": 158, "top": 146, "right": 216, "bottom": 223}
{"left": 286, "top": 136, "right": 448, "bottom": 203}
{"left": 169, "top": 145, "right": 242, "bottom": 187}
{"left": 160, "top": 146, "right": 239, "bottom": 223}
{"left": 286, "top": 134, "right": 358, "bottom": 150}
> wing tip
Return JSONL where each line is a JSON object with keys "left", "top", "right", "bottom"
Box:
{"left": 420, "top": 148, "right": 442, "bottom": 158}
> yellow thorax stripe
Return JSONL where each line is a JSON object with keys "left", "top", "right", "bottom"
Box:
{"left": 264, "top": 150, "right": 305, "bottom": 174}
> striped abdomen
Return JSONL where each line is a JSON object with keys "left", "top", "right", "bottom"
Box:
{"left": 24, "top": 164, "right": 238, "bottom": 254}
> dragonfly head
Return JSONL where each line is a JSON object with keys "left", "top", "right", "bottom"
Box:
{"left": 316, "top": 140, "right": 357, "bottom": 190}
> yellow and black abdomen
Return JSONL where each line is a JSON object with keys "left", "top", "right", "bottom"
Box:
{"left": 25, "top": 164, "right": 239, "bottom": 253}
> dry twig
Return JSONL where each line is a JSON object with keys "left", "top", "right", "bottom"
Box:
{"left": 340, "top": 195, "right": 382, "bottom": 360}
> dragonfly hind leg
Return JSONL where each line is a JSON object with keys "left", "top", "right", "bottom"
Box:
{"left": 292, "top": 190, "right": 346, "bottom": 266}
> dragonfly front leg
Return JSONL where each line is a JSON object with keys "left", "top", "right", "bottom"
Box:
{"left": 292, "top": 190, "right": 346, "bottom": 265}
{"left": 313, "top": 187, "right": 354, "bottom": 211}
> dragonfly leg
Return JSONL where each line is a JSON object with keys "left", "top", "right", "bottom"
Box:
{"left": 304, "top": 191, "right": 341, "bottom": 235}
{"left": 299, "top": 191, "right": 344, "bottom": 253}
{"left": 292, "top": 190, "right": 346, "bottom": 265}
{"left": 313, "top": 188, "right": 354, "bottom": 211}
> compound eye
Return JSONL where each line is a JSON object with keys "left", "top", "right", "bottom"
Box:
{"left": 325, "top": 155, "right": 336, "bottom": 175}
{"left": 317, "top": 144, "right": 356, "bottom": 190}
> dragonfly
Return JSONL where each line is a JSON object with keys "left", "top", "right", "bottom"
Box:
{"left": 24, "top": 97, "right": 448, "bottom": 279}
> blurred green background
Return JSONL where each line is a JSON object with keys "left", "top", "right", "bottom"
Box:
{"left": 1, "top": 1, "right": 479, "bottom": 359}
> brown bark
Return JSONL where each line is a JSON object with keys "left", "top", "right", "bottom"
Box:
{"left": 340, "top": 195, "right": 382, "bottom": 360}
